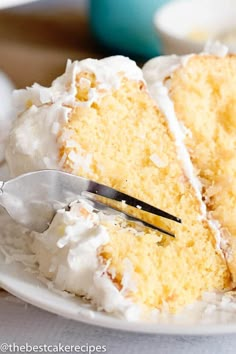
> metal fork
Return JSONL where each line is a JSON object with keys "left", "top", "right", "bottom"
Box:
{"left": 0, "top": 170, "right": 181, "bottom": 236}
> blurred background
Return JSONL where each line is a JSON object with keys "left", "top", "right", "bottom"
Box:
{"left": 1, "top": 0, "right": 168, "bottom": 89}
{"left": 1, "top": 0, "right": 236, "bottom": 89}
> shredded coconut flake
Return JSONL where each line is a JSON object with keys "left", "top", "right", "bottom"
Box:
{"left": 150, "top": 153, "right": 168, "bottom": 168}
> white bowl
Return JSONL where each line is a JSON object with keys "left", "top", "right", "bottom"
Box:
{"left": 154, "top": 0, "right": 236, "bottom": 55}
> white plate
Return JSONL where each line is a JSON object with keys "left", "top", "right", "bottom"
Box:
{"left": 0, "top": 0, "right": 37, "bottom": 10}
{"left": 1, "top": 165, "right": 236, "bottom": 335}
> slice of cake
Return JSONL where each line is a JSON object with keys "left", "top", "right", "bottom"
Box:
{"left": 5, "top": 56, "right": 231, "bottom": 317}
{"left": 143, "top": 44, "right": 236, "bottom": 285}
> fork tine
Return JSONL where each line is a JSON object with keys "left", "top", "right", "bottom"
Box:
{"left": 87, "top": 181, "right": 181, "bottom": 224}
{"left": 90, "top": 199, "right": 175, "bottom": 237}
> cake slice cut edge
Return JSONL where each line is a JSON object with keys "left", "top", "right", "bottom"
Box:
{"left": 143, "top": 43, "right": 236, "bottom": 286}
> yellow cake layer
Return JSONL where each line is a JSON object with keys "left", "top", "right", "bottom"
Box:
{"left": 169, "top": 55, "right": 236, "bottom": 282}
{"left": 58, "top": 73, "right": 231, "bottom": 312}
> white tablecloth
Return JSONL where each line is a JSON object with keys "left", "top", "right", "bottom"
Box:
{"left": 0, "top": 294, "right": 236, "bottom": 354}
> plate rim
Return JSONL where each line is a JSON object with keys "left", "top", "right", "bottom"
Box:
{"left": 1, "top": 255, "right": 236, "bottom": 336}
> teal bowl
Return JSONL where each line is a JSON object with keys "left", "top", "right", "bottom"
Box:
{"left": 89, "top": 0, "right": 170, "bottom": 59}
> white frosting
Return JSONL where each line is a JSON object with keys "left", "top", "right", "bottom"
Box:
{"left": 6, "top": 56, "right": 144, "bottom": 177}
{"left": 142, "top": 55, "right": 189, "bottom": 85}
{"left": 6, "top": 104, "right": 67, "bottom": 175}
{"left": 142, "top": 44, "right": 228, "bottom": 252}
{"left": 31, "top": 200, "right": 140, "bottom": 320}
